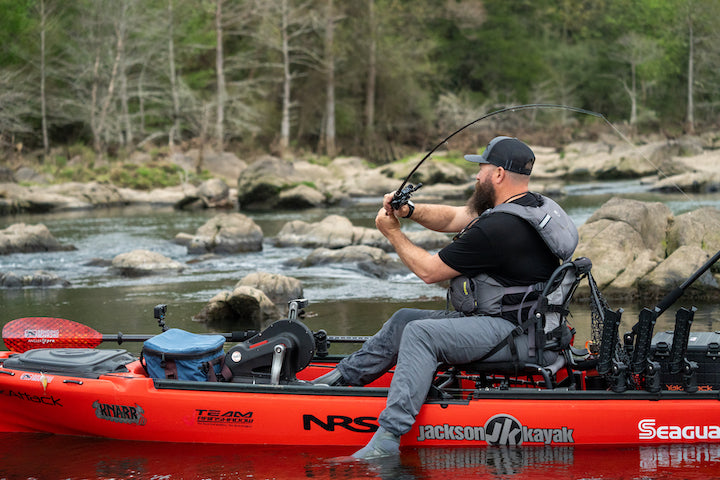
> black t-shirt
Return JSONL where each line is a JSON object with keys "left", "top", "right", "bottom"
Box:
{"left": 438, "top": 193, "right": 560, "bottom": 287}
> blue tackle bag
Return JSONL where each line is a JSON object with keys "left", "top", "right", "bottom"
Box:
{"left": 141, "top": 329, "right": 226, "bottom": 381}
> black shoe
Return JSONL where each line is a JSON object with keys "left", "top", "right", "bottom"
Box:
{"left": 312, "top": 368, "right": 347, "bottom": 386}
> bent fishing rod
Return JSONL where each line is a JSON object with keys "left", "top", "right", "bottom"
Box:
{"left": 390, "top": 104, "right": 610, "bottom": 209}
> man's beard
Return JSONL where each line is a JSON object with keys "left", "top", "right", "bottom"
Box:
{"left": 467, "top": 176, "right": 496, "bottom": 214}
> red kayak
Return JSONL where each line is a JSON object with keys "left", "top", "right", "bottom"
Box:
{"left": 2, "top": 309, "right": 720, "bottom": 448}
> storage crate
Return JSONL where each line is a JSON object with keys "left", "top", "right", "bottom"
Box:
{"left": 651, "top": 331, "right": 720, "bottom": 391}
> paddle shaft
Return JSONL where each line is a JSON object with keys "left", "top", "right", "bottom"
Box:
{"left": 103, "top": 332, "right": 370, "bottom": 344}
{"left": 2, "top": 316, "right": 371, "bottom": 353}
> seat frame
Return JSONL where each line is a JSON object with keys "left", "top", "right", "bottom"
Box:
{"left": 437, "top": 257, "right": 592, "bottom": 391}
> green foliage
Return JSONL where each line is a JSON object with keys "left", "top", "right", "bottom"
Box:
{"left": 442, "top": 153, "right": 477, "bottom": 174}
{"left": 281, "top": 181, "right": 317, "bottom": 191}
{"left": 108, "top": 162, "right": 185, "bottom": 190}
{"left": 0, "top": 0, "right": 34, "bottom": 65}
{"left": 1, "top": 0, "right": 719, "bottom": 161}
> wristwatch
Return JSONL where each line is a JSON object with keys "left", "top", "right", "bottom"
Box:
{"left": 402, "top": 201, "right": 415, "bottom": 218}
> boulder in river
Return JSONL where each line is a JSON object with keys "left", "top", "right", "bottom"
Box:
{"left": 0, "top": 223, "right": 76, "bottom": 254}
{"left": 234, "top": 272, "right": 303, "bottom": 305}
{"left": 176, "top": 212, "right": 263, "bottom": 254}
{"left": 275, "top": 184, "right": 327, "bottom": 209}
{"left": 274, "top": 214, "right": 450, "bottom": 252}
{"left": 301, "top": 245, "right": 410, "bottom": 278}
{"left": 0, "top": 270, "right": 71, "bottom": 288}
{"left": 666, "top": 207, "right": 720, "bottom": 256}
{"left": 638, "top": 246, "right": 718, "bottom": 298}
{"left": 275, "top": 215, "right": 357, "bottom": 249}
{"left": 110, "top": 249, "right": 184, "bottom": 277}
{"left": 236, "top": 156, "right": 300, "bottom": 209}
{"left": 174, "top": 178, "right": 235, "bottom": 210}
{"left": 193, "top": 285, "right": 281, "bottom": 330}
{"left": 574, "top": 197, "right": 720, "bottom": 302}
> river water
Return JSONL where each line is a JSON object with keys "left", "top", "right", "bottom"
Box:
{"left": 2, "top": 181, "right": 720, "bottom": 479}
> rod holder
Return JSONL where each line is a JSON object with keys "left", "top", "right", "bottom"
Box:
{"left": 597, "top": 308, "right": 623, "bottom": 376}
{"left": 668, "top": 307, "right": 696, "bottom": 374}
{"left": 630, "top": 308, "right": 658, "bottom": 375}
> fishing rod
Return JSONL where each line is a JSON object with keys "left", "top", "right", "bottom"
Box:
{"left": 390, "top": 102, "right": 699, "bottom": 209}
{"left": 390, "top": 103, "right": 609, "bottom": 210}
{"left": 627, "top": 248, "right": 720, "bottom": 378}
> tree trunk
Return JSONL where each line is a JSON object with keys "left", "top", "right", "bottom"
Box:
{"left": 198, "top": 103, "right": 210, "bottom": 175}
{"left": 685, "top": 14, "right": 695, "bottom": 134}
{"left": 279, "top": 0, "right": 291, "bottom": 155}
{"left": 39, "top": 0, "right": 49, "bottom": 159}
{"left": 93, "top": 3, "right": 125, "bottom": 155}
{"left": 137, "top": 63, "right": 146, "bottom": 136}
{"left": 629, "top": 62, "right": 637, "bottom": 126}
{"left": 168, "top": 0, "right": 181, "bottom": 147}
{"left": 364, "top": 0, "right": 376, "bottom": 142}
{"left": 324, "top": 0, "right": 336, "bottom": 158}
{"left": 120, "top": 51, "right": 132, "bottom": 146}
{"left": 91, "top": 47, "right": 101, "bottom": 154}
{"left": 363, "top": 0, "right": 379, "bottom": 161}
{"left": 215, "top": 0, "right": 226, "bottom": 152}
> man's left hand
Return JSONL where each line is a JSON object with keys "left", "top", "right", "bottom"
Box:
{"left": 375, "top": 207, "right": 401, "bottom": 237}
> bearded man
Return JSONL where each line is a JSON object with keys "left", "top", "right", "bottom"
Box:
{"left": 314, "top": 136, "right": 578, "bottom": 459}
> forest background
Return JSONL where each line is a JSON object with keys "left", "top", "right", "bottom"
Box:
{"left": 1, "top": 0, "right": 719, "bottom": 189}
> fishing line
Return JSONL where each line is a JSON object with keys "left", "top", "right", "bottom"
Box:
{"left": 394, "top": 103, "right": 694, "bottom": 205}
{"left": 598, "top": 117, "right": 694, "bottom": 203}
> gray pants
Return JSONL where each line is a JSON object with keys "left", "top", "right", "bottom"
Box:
{"left": 335, "top": 308, "right": 558, "bottom": 436}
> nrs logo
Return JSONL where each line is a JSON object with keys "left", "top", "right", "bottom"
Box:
{"left": 303, "top": 414, "right": 378, "bottom": 433}
{"left": 638, "top": 419, "right": 720, "bottom": 440}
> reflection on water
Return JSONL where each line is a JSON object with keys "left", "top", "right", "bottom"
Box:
{"left": 2, "top": 433, "right": 719, "bottom": 480}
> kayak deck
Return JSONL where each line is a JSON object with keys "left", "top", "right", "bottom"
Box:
{"left": 2, "top": 350, "right": 720, "bottom": 447}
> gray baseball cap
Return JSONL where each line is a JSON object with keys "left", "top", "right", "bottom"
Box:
{"left": 464, "top": 136, "right": 535, "bottom": 175}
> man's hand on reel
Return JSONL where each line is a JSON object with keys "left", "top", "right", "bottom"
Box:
{"left": 387, "top": 183, "right": 422, "bottom": 219}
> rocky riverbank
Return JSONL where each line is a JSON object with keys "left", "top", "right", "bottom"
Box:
{"left": 1, "top": 135, "right": 719, "bottom": 325}
{"left": 1, "top": 134, "right": 719, "bottom": 215}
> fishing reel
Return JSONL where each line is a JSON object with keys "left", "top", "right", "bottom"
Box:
{"left": 390, "top": 183, "right": 423, "bottom": 211}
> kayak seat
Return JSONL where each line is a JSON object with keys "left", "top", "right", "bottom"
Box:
{"left": 437, "top": 257, "right": 593, "bottom": 391}
{"left": 452, "top": 354, "right": 568, "bottom": 390}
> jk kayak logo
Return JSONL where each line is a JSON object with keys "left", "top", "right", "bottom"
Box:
{"left": 416, "top": 414, "right": 574, "bottom": 445}
{"left": 485, "top": 414, "right": 524, "bottom": 445}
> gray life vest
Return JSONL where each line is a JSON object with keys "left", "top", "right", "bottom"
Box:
{"left": 447, "top": 194, "right": 579, "bottom": 334}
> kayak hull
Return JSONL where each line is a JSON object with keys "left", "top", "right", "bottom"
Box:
{"left": 2, "top": 352, "right": 720, "bottom": 447}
